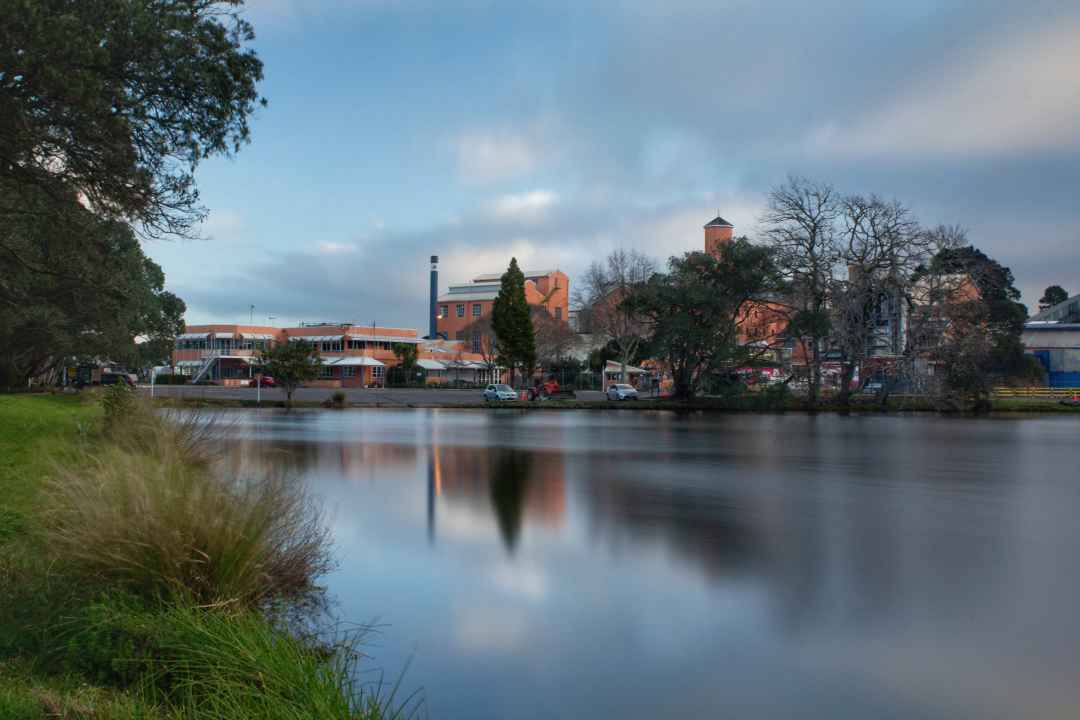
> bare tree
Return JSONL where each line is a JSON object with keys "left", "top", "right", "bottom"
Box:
{"left": 532, "top": 307, "right": 580, "bottom": 369}
{"left": 462, "top": 314, "right": 500, "bottom": 383}
{"left": 830, "top": 194, "right": 929, "bottom": 406}
{"left": 760, "top": 177, "right": 841, "bottom": 406}
{"left": 576, "top": 249, "right": 657, "bottom": 388}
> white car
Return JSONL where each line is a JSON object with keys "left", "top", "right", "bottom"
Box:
{"left": 606, "top": 383, "right": 639, "bottom": 401}
{"left": 484, "top": 384, "right": 518, "bottom": 402}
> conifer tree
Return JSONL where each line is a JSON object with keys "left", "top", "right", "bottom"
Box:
{"left": 491, "top": 258, "right": 536, "bottom": 385}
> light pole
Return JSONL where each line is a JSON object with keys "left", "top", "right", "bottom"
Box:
{"left": 249, "top": 304, "right": 255, "bottom": 324}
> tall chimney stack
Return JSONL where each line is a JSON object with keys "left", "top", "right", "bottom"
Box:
{"left": 429, "top": 255, "right": 439, "bottom": 339}
{"left": 704, "top": 215, "right": 734, "bottom": 258}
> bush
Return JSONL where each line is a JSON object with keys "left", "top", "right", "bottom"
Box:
{"left": 323, "top": 391, "right": 347, "bottom": 409}
{"left": 42, "top": 400, "right": 333, "bottom": 609}
{"left": 101, "top": 382, "right": 135, "bottom": 430}
{"left": 154, "top": 373, "right": 188, "bottom": 385}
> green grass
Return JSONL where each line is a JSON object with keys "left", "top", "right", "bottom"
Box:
{"left": 0, "top": 393, "right": 404, "bottom": 720}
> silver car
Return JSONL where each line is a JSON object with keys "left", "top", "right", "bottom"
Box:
{"left": 606, "top": 383, "right": 639, "bottom": 401}
{"left": 484, "top": 384, "right": 518, "bottom": 402}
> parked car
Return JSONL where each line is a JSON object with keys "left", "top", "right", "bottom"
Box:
{"left": 100, "top": 372, "right": 135, "bottom": 387}
{"left": 250, "top": 375, "right": 276, "bottom": 387}
{"left": 606, "top": 383, "right": 639, "bottom": 401}
{"left": 484, "top": 384, "right": 518, "bottom": 401}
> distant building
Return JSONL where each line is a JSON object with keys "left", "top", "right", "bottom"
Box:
{"left": 171, "top": 323, "right": 503, "bottom": 387}
{"left": 1024, "top": 292, "right": 1080, "bottom": 387}
{"left": 435, "top": 268, "right": 569, "bottom": 340}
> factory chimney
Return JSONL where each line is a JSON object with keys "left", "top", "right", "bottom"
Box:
{"left": 429, "top": 255, "right": 439, "bottom": 339}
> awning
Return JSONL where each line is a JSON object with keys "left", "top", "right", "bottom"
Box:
{"left": 604, "top": 360, "right": 647, "bottom": 374}
{"left": 213, "top": 332, "right": 236, "bottom": 339}
{"left": 242, "top": 333, "right": 275, "bottom": 341}
{"left": 327, "top": 356, "right": 384, "bottom": 367}
{"left": 417, "top": 359, "right": 447, "bottom": 370}
{"left": 346, "top": 334, "right": 421, "bottom": 344}
{"left": 175, "top": 360, "right": 203, "bottom": 367}
{"left": 288, "top": 335, "right": 341, "bottom": 342}
{"left": 177, "top": 332, "right": 209, "bottom": 340}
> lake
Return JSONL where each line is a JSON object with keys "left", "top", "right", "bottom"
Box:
{"left": 218, "top": 409, "right": 1080, "bottom": 719}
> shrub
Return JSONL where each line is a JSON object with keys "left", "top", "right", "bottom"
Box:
{"left": 323, "top": 391, "right": 347, "bottom": 409}
{"left": 102, "top": 382, "right": 136, "bottom": 430}
{"left": 43, "top": 402, "right": 333, "bottom": 609}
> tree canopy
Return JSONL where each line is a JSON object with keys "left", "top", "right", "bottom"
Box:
{"left": 258, "top": 340, "right": 319, "bottom": 406}
{"left": 1038, "top": 285, "right": 1069, "bottom": 311}
{"left": 491, "top": 258, "right": 536, "bottom": 383}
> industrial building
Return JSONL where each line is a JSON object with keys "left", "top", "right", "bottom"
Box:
{"left": 1024, "top": 293, "right": 1080, "bottom": 387}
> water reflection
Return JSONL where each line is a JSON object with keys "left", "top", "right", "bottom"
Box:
{"left": 212, "top": 410, "right": 1080, "bottom": 720}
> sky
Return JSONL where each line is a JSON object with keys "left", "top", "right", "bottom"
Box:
{"left": 145, "top": 0, "right": 1080, "bottom": 329}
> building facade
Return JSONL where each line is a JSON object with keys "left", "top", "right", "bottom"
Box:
{"left": 171, "top": 323, "right": 502, "bottom": 388}
{"left": 435, "top": 269, "right": 569, "bottom": 341}
{"left": 1025, "top": 293, "right": 1080, "bottom": 387}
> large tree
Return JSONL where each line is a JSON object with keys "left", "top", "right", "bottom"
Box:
{"left": 760, "top": 177, "right": 841, "bottom": 407}
{"left": 575, "top": 249, "right": 656, "bottom": 388}
{"left": 830, "top": 194, "right": 929, "bottom": 407}
{"left": 0, "top": 0, "right": 265, "bottom": 238}
{"left": 626, "top": 241, "right": 777, "bottom": 400}
{"left": 491, "top": 258, "right": 536, "bottom": 385}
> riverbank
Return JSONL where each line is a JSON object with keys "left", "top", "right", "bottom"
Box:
{"left": 0, "top": 393, "right": 401, "bottom": 719}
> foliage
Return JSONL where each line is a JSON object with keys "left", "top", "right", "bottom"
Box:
{"left": 531, "top": 306, "right": 579, "bottom": 367}
{"left": 0, "top": 197, "right": 186, "bottom": 389}
{"left": 1038, "top": 285, "right": 1069, "bottom": 311}
{"left": 102, "top": 382, "right": 137, "bottom": 431}
{"left": 391, "top": 343, "right": 418, "bottom": 370}
{"left": 491, "top": 258, "right": 536, "bottom": 383}
{"left": 0, "top": 0, "right": 265, "bottom": 238}
{"left": 574, "top": 249, "right": 656, "bottom": 376}
{"left": 626, "top": 240, "right": 777, "bottom": 400}
{"left": 258, "top": 340, "right": 319, "bottom": 406}
{"left": 323, "top": 390, "right": 347, "bottom": 408}
{"left": 43, "top": 398, "right": 334, "bottom": 609}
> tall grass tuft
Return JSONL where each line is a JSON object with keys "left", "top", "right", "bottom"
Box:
{"left": 43, "top": 399, "right": 334, "bottom": 610}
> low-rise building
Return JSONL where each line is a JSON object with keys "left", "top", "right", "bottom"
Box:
{"left": 1025, "top": 292, "right": 1080, "bottom": 387}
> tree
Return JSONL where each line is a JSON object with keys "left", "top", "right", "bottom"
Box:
{"left": 491, "top": 258, "right": 536, "bottom": 385}
{"left": 760, "top": 177, "right": 841, "bottom": 407}
{"left": 1038, "top": 285, "right": 1069, "bottom": 311}
{"left": 462, "top": 313, "right": 500, "bottom": 382}
{"left": 0, "top": 0, "right": 265, "bottom": 238}
{"left": 575, "top": 249, "right": 656, "bottom": 389}
{"left": 0, "top": 195, "right": 186, "bottom": 388}
{"left": 830, "top": 194, "right": 928, "bottom": 407}
{"left": 258, "top": 340, "right": 319, "bottom": 408}
{"left": 388, "top": 342, "right": 420, "bottom": 386}
{"left": 626, "top": 241, "right": 777, "bottom": 400}
{"left": 531, "top": 307, "right": 579, "bottom": 369}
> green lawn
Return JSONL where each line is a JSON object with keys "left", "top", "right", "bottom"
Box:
{"left": 0, "top": 394, "right": 99, "bottom": 543}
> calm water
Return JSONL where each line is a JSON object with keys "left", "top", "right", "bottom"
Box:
{"left": 218, "top": 409, "right": 1080, "bottom": 719}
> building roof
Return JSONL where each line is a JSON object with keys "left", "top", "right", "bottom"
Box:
{"left": 327, "top": 356, "right": 385, "bottom": 367}
{"left": 471, "top": 270, "right": 557, "bottom": 282}
{"left": 704, "top": 215, "right": 734, "bottom": 228}
{"left": 437, "top": 291, "right": 499, "bottom": 303}
{"left": 1031, "top": 293, "right": 1080, "bottom": 322}
{"left": 416, "top": 359, "right": 447, "bottom": 370}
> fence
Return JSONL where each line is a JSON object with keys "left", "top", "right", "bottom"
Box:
{"left": 993, "top": 387, "right": 1080, "bottom": 399}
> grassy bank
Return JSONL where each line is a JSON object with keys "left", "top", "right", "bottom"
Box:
{"left": 0, "top": 392, "right": 408, "bottom": 719}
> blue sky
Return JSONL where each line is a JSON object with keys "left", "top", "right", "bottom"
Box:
{"left": 146, "top": 0, "right": 1080, "bottom": 328}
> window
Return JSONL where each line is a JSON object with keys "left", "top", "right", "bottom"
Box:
{"left": 319, "top": 365, "right": 334, "bottom": 378}
{"left": 343, "top": 366, "right": 357, "bottom": 377}
{"left": 320, "top": 340, "right": 342, "bottom": 353}
{"left": 372, "top": 366, "right": 384, "bottom": 379}
{"left": 555, "top": 306, "right": 562, "bottom": 321}
{"left": 472, "top": 303, "right": 481, "bottom": 317}
{"left": 472, "top": 335, "right": 482, "bottom": 353}
{"left": 440, "top": 305, "right": 448, "bottom": 319}
{"left": 456, "top": 304, "right": 465, "bottom": 318}
{"left": 348, "top": 339, "right": 366, "bottom": 350}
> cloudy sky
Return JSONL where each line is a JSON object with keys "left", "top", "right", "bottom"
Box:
{"left": 146, "top": 0, "right": 1080, "bottom": 328}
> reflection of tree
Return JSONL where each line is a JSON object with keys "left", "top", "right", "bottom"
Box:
{"left": 489, "top": 449, "right": 533, "bottom": 553}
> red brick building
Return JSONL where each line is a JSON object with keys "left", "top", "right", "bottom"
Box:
{"left": 436, "top": 269, "right": 569, "bottom": 341}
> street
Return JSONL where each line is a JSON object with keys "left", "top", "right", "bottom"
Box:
{"left": 142, "top": 384, "right": 611, "bottom": 405}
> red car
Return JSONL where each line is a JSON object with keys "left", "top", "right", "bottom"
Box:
{"left": 250, "top": 375, "right": 276, "bottom": 387}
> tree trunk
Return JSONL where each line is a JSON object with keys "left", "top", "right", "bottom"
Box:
{"left": 837, "top": 362, "right": 855, "bottom": 409}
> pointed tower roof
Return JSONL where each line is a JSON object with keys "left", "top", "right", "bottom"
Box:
{"left": 704, "top": 215, "right": 734, "bottom": 228}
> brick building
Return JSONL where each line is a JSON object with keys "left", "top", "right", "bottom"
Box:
{"left": 436, "top": 269, "right": 569, "bottom": 341}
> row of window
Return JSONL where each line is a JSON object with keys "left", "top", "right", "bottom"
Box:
{"left": 175, "top": 339, "right": 269, "bottom": 351}
{"left": 322, "top": 340, "right": 398, "bottom": 352}
{"left": 438, "top": 304, "right": 564, "bottom": 321}
{"left": 316, "top": 366, "right": 385, "bottom": 379}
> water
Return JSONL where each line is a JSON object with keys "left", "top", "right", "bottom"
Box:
{"left": 219, "top": 409, "right": 1080, "bottom": 719}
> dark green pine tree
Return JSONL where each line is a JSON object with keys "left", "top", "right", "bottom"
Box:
{"left": 491, "top": 258, "right": 536, "bottom": 385}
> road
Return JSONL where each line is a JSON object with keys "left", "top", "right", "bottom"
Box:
{"left": 142, "top": 385, "right": 612, "bottom": 405}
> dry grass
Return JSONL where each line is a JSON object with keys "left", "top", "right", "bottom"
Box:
{"left": 42, "top": 400, "right": 334, "bottom": 610}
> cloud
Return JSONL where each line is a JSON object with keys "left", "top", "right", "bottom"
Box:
{"left": 805, "top": 19, "right": 1080, "bottom": 158}
{"left": 318, "top": 241, "right": 358, "bottom": 254}
{"left": 488, "top": 190, "right": 558, "bottom": 220}
{"left": 455, "top": 131, "right": 539, "bottom": 183}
